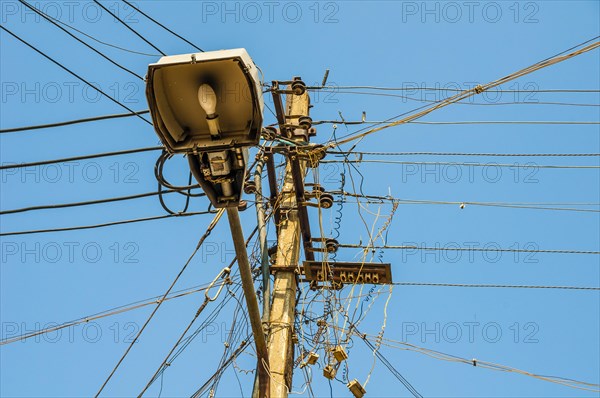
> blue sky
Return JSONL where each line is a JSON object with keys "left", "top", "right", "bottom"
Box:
{"left": 1, "top": 1, "right": 599, "bottom": 397}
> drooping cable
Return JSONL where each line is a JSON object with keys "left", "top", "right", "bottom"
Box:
{"left": 18, "top": 0, "right": 144, "bottom": 79}
{"left": 121, "top": 0, "right": 204, "bottom": 52}
{"left": 92, "top": 0, "right": 166, "bottom": 56}
{"left": 0, "top": 111, "right": 151, "bottom": 134}
{"left": 94, "top": 210, "right": 225, "bottom": 397}
{"left": 0, "top": 25, "right": 152, "bottom": 125}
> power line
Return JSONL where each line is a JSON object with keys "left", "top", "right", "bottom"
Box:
{"left": 324, "top": 39, "right": 600, "bottom": 147}
{"left": 137, "top": 282, "right": 223, "bottom": 397}
{"left": 309, "top": 86, "right": 600, "bottom": 93}
{"left": 126, "top": 229, "right": 256, "bottom": 397}
{"left": 539, "top": 35, "right": 600, "bottom": 62}
{"left": 0, "top": 146, "right": 161, "bottom": 170}
{"left": 313, "top": 91, "right": 600, "bottom": 107}
{"left": 0, "top": 25, "right": 152, "bottom": 126}
{"left": 331, "top": 325, "right": 600, "bottom": 393}
{"left": 338, "top": 243, "right": 600, "bottom": 255}
{"left": 94, "top": 210, "right": 225, "bottom": 397}
{"left": 316, "top": 119, "right": 600, "bottom": 126}
{"left": 121, "top": 0, "right": 204, "bottom": 52}
{"left": 0, "top": 280, "right": 223, "bottom": 345}
{"left": 0, "top": 211, "right": 210, "bottom": 237}
{"left": 137, "top": 263, "right": 250, "bottom": 396}
{"left": 334, "top": 191, "right": 600, "bottom": 213}
{"left": 148, "top": 266, "right": 255, "bottom": 395}
{"left": 18, "top": 0, "right": 144, "bottom": 79}
{"left": 35, "top": 8, "right": 161, "bottom": 57}
{"left": 93, "top": 0, "right": 166, "bottom": 56}
{"left": 0, "top": 110, "right": 151, "bottom": 133}
{"left": 190, "top": 338, "right": 252, "bottom": 398}
{"left": 322, "top": 159, "right": 600, "bottom": 170}
{"left": 392, "top": 282, "right": 600, "bottom": 290}
{"left": 327, "top": 151, "right": 600, "bottom": 157}
{"left": 0, "top": 189, "right": 200, "bottom": 215}
{"left": 362, "top": 333, "right": 600, "bottom": 392}
{"left": 408, "top": 120, "right": 599, "bottom": 125}
{"left": 141, "top": 222, "right": 266, "bottom": 395}
{"left": 358, "top": 331, "right": 422, "bottom": 398}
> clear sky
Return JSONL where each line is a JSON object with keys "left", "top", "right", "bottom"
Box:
{"left": 1, "top": 1, "right": 599, "bottom": 397}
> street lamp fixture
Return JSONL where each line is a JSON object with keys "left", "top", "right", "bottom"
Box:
{"left": 146, "top": 48, "right": 264, "bottom": 208}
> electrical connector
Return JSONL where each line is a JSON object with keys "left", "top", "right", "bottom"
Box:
{"left": 332, "top": 345, "right": 348, "bottom": 362}
{"left": 347, "top": 379, "right": 366, "bottom": 398}
{"left": 323, "top": 365, "right": 336, "bottom": 380}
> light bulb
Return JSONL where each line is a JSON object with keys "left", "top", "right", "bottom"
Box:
{"left": 198, "top": 84, "right": 217, "bottom": 116}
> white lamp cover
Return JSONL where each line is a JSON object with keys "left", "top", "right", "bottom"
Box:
{"left": 146, "top": 48, "right": 264, "bottom": 153}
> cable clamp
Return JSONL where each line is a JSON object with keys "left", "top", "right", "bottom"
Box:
{"left": 205, "top": 267, "right": 231, "bottom": 301}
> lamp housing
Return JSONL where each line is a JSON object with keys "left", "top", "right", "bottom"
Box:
{"left": 146, "top": 48, "right": 264, "bottom": 154}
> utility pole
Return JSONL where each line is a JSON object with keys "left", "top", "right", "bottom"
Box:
{"left": 226, "top": 207, "right": 270, "bottom": 398}
{"left": 267, "top": 81, "right": 311, "bottom": 398}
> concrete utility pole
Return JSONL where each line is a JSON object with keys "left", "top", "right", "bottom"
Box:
{"left": 267, "top": 84, "right": 310, "bottom": 398}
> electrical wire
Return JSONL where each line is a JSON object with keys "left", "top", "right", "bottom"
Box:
{"left": 338, "top": 243, "right": 600, "bottom": 255}
{"left": 151, "top": 227, "right": 260, "bottom": 396}
{"left": 0, "top": 110, "right": 151, "bottom": 134}
{"left": 121, "top": 0, "right": 204, "bottom": 52}
{"left": 334, "top": 191, "right": 600, "bottom": 214}
{"left": 0, "top": 211, "right": 211, "bottom": 237}
{"left": 0, "top": 25, "right": 152, "bottom": 125}
{"left": 189, "top": 337, "right": 252, "bottom": 398}
{"left": 320, "top": 39, "right": 600, "bottom": 148}
{"left": 326, "top": 151, "right": 600, "bottom": 157}
{"left": 18, "top": 0, "right": 144, "bottom": 79}
{"left": 137, "top": 284, "right": 225, "bottom": 397}
{"left": 315, "top": 119, "right": 600, "bottom": 125}
{"left": 359, "top": 331, "right": 422, "bottom": 397}
{"left": 155, "top": 151, "right": 202, "bottom": 191}
{"left": 333, "top": 323, "right": 600, "bottom": 393}
{"left": 0, "top": 189, "right": 193, "bottom": 215}
{"left": 32, "top": 8, "right": 161, "bottom": 57}
{"left": 322, "top": 159, "right": 600, "bottom": 170}
{"left": 308, "top": 86, "right": 600, "bottom": 93}
{"left": 94, "top": 209, "right": 225, "bottom": 397}
{"left": 0, "top": 280, "right": 224, "bottom": 345}
{"left": 311, "top": 91, "right": 600, "bottom": 107}
{"left": 391, "top": 282, "right": 600, "bottom": 290}
{"left": 92, "top": 0, "right": 166, "bottom": 56}
{"left": 361, "top": 332, "right": 600, "bottom": 392}
{"left": 408, "top": 120, "right": 599, "bottom": 125}
{"left": 0, "top": 146, "right": 161, "bottom": 170}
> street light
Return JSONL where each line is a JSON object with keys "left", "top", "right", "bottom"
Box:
{"left": 146, "top": 48, "right": 263, "bottom": 208}
{"left": 146, "top": 49, "right": 270, "bottom": 398}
